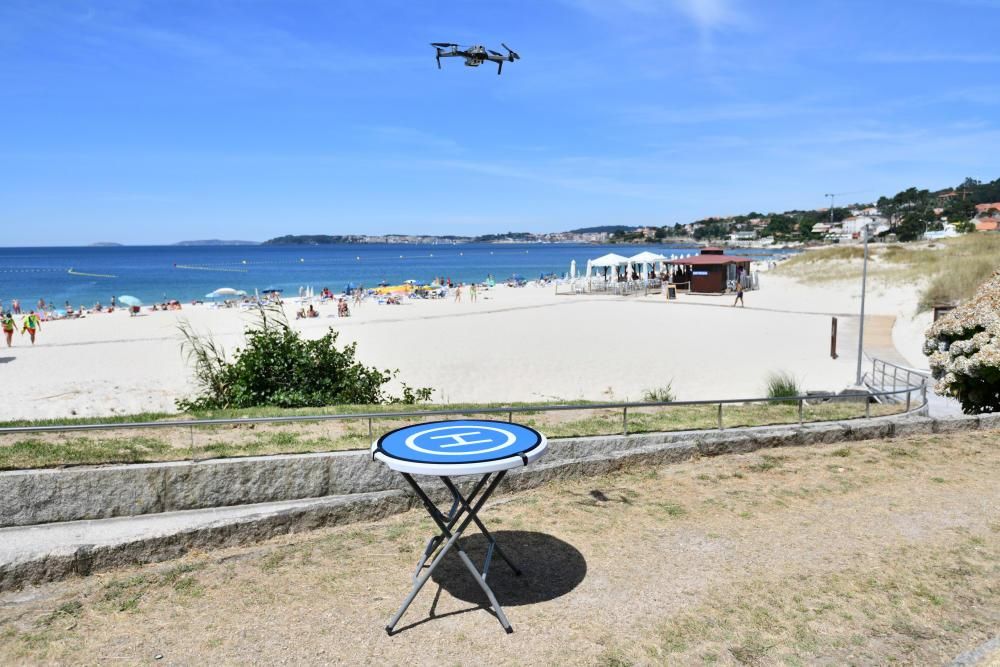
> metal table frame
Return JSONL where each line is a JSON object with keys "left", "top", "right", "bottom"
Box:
{"left": 386, "top": 469, "right": 521, "bottom": 634}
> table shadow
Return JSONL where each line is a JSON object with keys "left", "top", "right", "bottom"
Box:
{"left": 430, "top": 530, "right": 586, "bottom": 606}
{"left": 0, "top": 357, "right": 12, "bottom": 364}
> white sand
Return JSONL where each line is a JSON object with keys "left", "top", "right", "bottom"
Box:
{"left": 0, "top": 274, "right": 927, "bottom": 421}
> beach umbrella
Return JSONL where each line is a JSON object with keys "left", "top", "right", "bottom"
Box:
{"left": 206, "top": 288, "right": 244, "bottom": 298}
{"left": 261, "top": 287, "right": 283, "bottom": 294}
{"left": 118, "top": 295, "right": 142, "bottom": 307}
{"left": 570, "top": 259, "right": 577, "bottom": 280}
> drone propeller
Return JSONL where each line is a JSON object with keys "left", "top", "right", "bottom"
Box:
{"left": 431, "top": 42, "right": 458, "bottom": 48}
{"left": 501, "top": 43, "right": 520, "bottom": 60}
{"left": 488, "top": 49, "right": 504, "bottom": 57}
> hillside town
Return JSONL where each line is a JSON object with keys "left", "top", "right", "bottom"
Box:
{"left": 264, "top": 177, "right": 1000, "bottom": 248}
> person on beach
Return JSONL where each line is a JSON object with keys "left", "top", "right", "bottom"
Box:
{"left": 37, "top": 298, "right": 45, "bottom": 311}
{"left": 21, "top": 310, "right": 40, "bottom": 344}
{"left": 11, "top": 299, "right": 20, "bottom": 314}
{"left": 733, "top": 281, "right": 745, "bottom": 308}
{"left": 111, "top": 295, "right": 116, "bottom": 309}
{"left": 470, "top": 283, "right": 477, "bottom": 302}
{"left": 2, "top": 312, "right": 15, "bottom": 347}
{"left": 454, "top": 284, "right": 462, "bottom": 303}
{"left": 354, "top": 286, "right": 363, "bottom": 307}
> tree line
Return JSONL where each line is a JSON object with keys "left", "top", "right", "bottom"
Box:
{"left": 609, "top": 175, "right": 999, "bottom": 244}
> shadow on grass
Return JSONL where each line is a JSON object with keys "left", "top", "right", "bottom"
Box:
{"left": 431, "top": 530, "right": 587, "bottom": 607}
{"left": 390, "top": 531, "right": 586, "bottom": 634}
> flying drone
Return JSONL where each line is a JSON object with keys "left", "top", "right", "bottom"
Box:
{"left": 430, "top": 42, "right": 520, "bottom": 75}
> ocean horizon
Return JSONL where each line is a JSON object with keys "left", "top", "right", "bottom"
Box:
{"left": 0, "top": 243, "right": 797, "bottom": 308}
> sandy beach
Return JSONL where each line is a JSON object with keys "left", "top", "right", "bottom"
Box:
{"left": 0, "top": 269, "right": 931, "bottom": 421}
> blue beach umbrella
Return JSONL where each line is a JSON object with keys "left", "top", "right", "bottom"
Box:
{"left": 118, "top": 295, "right": 142, "bottom": 307}
{"left": 206, "top": 288, "right": 245, "bottom": 298}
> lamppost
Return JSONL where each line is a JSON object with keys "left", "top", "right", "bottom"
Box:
{"left": 855, "top": 223, "right": 871, "bottom": 386}
{"left": 825, "top": 193, "right": 836, "bottom": 226}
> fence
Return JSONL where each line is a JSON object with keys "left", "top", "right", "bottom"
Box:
{"left": 865, "top": 358, "right": 930, "bottom": 407}
{"left": 0, "top": 371, "right": 929, "bottom": 468}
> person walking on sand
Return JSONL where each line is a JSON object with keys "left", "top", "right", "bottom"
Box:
{"left": 12, "top": 299, "right": 20, "bottom": 315}
{"left": 470, "top": 283, "right": 477, "bottom": 303}
{"left": 21, "top": 310, "right": 40, "bottom": 344}
{"left": 454, "top": 283, "right": 462, "bottom": 303}
{"left": 733, "top": 281, "right": 744, "bottom": 308}
{"left": 2, "top": 312, "right": 15, "bottom": 347}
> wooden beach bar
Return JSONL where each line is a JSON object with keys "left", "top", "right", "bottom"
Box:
{"left": 668, "top": 247, "right": 751, "bottom": 294}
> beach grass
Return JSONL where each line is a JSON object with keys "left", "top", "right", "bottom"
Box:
{"left": 0, "top": 400, "right": 903, "bottom": 470}
{"left": 775, "top": 235, "right": 1000, "bottom": 309}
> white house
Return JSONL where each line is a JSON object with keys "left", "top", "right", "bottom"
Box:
{"left": 729, "top": 230, "right": 757, "bottom": 242}
{"left": 841, "top": 215, "right": 889, "bottom": 237}
{"left": 924, "top": 223, "right": 960, "bottom": 241}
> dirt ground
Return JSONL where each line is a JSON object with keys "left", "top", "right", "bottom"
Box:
{"left": 1, "top": 429, "right": 997, "bottom": 666}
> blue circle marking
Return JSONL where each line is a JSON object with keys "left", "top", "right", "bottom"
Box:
{"left": 377, "top": 420, "right": 543, "bottom": 465}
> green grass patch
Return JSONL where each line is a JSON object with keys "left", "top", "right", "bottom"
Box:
{"left": 0, "top": 401, "right": 902, "bottom": 471}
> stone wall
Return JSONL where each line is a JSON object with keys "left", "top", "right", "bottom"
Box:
{"left": 4, "top": 410, "right": 992, "bottom": 530}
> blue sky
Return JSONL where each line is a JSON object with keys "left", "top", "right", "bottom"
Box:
{"left": 2, "top": 0, "right": 999, "bottom": 245}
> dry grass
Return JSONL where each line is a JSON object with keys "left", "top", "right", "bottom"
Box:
{"left": 0, "top": 401, "right": 902, "bottom": 470}
{"left": 776, "top": 235, "right": 1000, "bottom": 309}
{"left": 1, "top": 429, "right": 997, "bottom": 665}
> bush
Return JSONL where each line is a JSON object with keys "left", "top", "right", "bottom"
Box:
{"left": 765, "top": 371, "right": 799, "bottom": 403}
{"left": 924, "top": 270, "right": 1000, "bottom": 414}
{"left": 177, "top": 305, "right": 432, "bottom": 411}
{"left": 643, "top": 382, "right": 676, "bottom": 402}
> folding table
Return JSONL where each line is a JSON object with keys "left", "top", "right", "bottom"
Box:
{"left": 372, "top": 419, "right": 547, "bottom": 634}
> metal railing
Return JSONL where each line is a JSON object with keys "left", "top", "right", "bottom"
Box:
{"left": 865, "top": 358, "right": 930, "bottom": 407}
{"left": 0, "top": 378, "right": 929, "bottom": 450}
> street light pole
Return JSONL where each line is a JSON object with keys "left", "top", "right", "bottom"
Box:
{"left": 855, "top": 224, "right": 870, "bottom": 386}
{"left": 825, "top": 193, "right": 835, "bottom": 225}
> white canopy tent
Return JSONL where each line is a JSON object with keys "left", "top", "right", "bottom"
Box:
{"left": 589, "top": 252, "right": 630, "bottom": 267}
{"left": 588, "top": 253, "right": 630, "bottom": 285}
{"left": 628, "top": 251, "right": 667, "bottom": 282}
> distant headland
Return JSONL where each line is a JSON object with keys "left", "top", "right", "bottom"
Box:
{"left": 262, "top": 226, "right": 633, "bottom": 246}
{"left": 173, "top": 240, "right": 260, "bottom": 246}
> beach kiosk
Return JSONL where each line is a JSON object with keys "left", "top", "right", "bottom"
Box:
{"left": 372, "top": 419, "right": 547, "bottom": 634}
{"left": 667, "top": 247, "right": 751, "bottom": 294}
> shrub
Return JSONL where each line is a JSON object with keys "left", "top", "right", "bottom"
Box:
{"left": 177, "top": 305, "right": 432, "bottom": 410}
{"left": 643, "top": 382, "right": 676, "bottom": 403}
{"left": 765, "top": 371, "right": 799, "bottom": 403}
{"left": 924, "top": 270, "right": 1000, "bottom": 413}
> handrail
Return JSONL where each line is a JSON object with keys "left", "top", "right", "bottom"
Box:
{"left": 0, "top": 381, "right": 927, "bottom": 437}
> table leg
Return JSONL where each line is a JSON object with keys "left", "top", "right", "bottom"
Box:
{"left": 441, "top": 476, "right": 522, "bottom": 577}
{"left": 413, "top": 475, "right": 491, "bottom": 580}
{"left": 386, "top": 471, "right": 515, "bottom": 635}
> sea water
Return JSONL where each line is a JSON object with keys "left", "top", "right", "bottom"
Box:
{"left": 0, "top": 243, "right": 798, "bottom": 307}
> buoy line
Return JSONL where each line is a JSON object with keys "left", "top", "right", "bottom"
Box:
{"left": 67, "top": 268, "right": 118, "bottom": 278}
{"left": 173, "top": 264, "right": 249, "bottom": 273}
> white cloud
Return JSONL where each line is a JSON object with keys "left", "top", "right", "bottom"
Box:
{"left": 561, "top": 0, "right": 743, "bottom": 30}
{"left": 671, "top": 0, "right": 742, "bottom": 32}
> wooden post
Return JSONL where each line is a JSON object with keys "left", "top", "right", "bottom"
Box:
{"left": 830, "top": 317, "right": 838, "bottom": 359}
